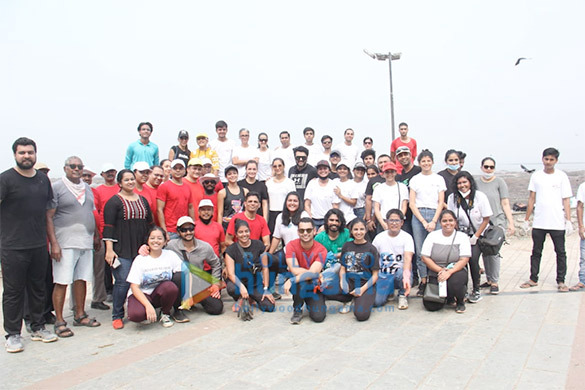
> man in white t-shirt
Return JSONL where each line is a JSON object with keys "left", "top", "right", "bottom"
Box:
{"left": 372, "top": 162, "right": 409, "bottom": 230}
{"left": 209, "top": 120, "right": 235, "bottom": 184}
{"left": 304, "top": 160, "right": 339, "bottom": 230}
{"left": 372, "top": 209, "right": 414, "bottom": 309}
{"left": 302, "top": 127, "right": 323, "bottom": 166}
{"left": 272, "top": 131, "right": 295, "bottom": 171}
{"left": 334, "top": 128, "right": 360, "bottom": 166}
{"left": 520, "top": 147, "right": 573, "bottom": 292}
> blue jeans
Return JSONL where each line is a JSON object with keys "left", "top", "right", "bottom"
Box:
{"left": 112, "top": 257, "right": 133, "bottom": 320}
{"left": 354, "top": 207, "right": 365, "bottom": 220}
{"left": 579, "top": 238, "right": 585, "bottom": 284}
{"left": 411, "top": 208, "right": 438, "bottom": 279}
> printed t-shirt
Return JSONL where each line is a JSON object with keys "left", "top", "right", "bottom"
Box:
{"left": 127, "top": 250, "right": 183, "bottom": 295}
{"left": 340, "top": 241, "right": 380, "bottom": 277}
{"left": 372, "top": 230, "right": 415, "bottom": 274}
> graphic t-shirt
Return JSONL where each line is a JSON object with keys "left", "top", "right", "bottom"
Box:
{"left": 340, "top": 241, "right": 380, "bottom": 276}
{"left": 127, "top": 250, "right": 183, "bottom": 295}
{"left": 372, "top": 230, "right": 415, "bottom": 274}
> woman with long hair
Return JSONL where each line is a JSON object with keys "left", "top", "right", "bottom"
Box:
{"left": 256, "top": 132, "right": 272, "bottom": 181}
{"left": 265, "top": 158, "right": 296, "bottom": 234}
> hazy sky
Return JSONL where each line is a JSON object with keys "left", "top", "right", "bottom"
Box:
{"left": 1, "top": 0, "right": 583, "bottom": 176}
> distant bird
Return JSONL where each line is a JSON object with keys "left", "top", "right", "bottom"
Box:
{"left": 515, "top": 57, "right": 531, "bottom": 66}
{"left": 521, "top": 164, "right": 535, "bottom": 173}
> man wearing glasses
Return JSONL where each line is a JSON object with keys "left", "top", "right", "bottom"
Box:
{"left": 363, "top": 137, "right": 374, "bottom": 150}
{"left": 288, "top": 146, "right": 317, "bottom": 201}
{"left": 316, "top": 135, "right": 334, "bottom": 164}
{"left": 47, "top": 156, "right": 102, "bottom": 336}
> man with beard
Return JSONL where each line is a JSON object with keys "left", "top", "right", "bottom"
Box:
{"left": 315, "top": 209, "right": 351, "bottom": 266}
{"left": 395, "top": 146, "right": 421, "bottom": 236}
{"left": 194, "top": 199, "right": 226, "bottom": 257}
{"left": 225, "top": 192, "right": 270, "bottom": 251}
{"left": 166, "top": 216, "right": 224, "bottom": 320}
{"left": 199, "top": 173, "right": 221, "bottom": 222}
{"left": 157, "top": 160, "right": 195, "bottom": 239}
{"left": 2, "top": 138, "right": 58, "bottom": 352}
{"left": 304, "top": 160, "right": 339, "bottom": 230}
{"left": 288, "top": 146, "right": 317, "bottom": 201}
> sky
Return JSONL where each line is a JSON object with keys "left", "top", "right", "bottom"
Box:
{"left": 1, "top": 0, "right": 583, "bottom": 177}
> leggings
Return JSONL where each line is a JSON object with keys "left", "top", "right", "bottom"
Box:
{"left": 423, "top": 270, "right": 468, "bottom": 311}
{"left": 127, "top": 281, "right": 179, "bottom": 322}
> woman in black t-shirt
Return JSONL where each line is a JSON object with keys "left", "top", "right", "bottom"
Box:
{"left": 339, "top": 219, "right": 380, "bottom": 321}
{"left": 168, "top": 130, "right": 191, "bottom": 169}
{"left": 225, "top": 220, "right": 275, "bottom": 313}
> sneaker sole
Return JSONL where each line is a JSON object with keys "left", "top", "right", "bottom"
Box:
{"left": 31, "top": 336, "right": 57, "bottom": 343}
{"left": 6, "top": 346, "right": 24, "bottom": 353}
{"left": 161, "top": 322, "right": 174, "bottom": 328}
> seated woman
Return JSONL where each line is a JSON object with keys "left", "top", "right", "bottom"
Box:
{"left": 126, "top": 227, "right": 183, "bottom": 328}
{"left": 420, "top": 210, "right": 471, "bottom": 314}
{"left": 339, "top": 219, "right": 379, "bottom": 321}
{"left": 225, "top": 219, "right": 276, "bottom": 313}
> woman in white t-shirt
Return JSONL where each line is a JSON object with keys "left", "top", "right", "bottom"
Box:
{"left": 447, "top": 171, "right": 492, "bottom": 304}
{"left": 265, "top": 157, "right": 296, "bottom": 233}
{"left": 256, "top": 132, "right": 272, "bottom": 181}
{"left": 421, "top": 210, "right": 471, "bottom": 313}
{"left": 126, "top": 227, "right": 183, "bottom": 328}
{"left": 332, "top": 160, "right": 358, "bottom": 224}
{"left": 231, "top": 128, "right": 260, "bottom": 180}
{"left": 408, "top": 150, "right": 446, "bottom": 297}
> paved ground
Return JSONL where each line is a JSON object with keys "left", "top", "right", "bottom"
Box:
{"left": 1, "top": 234, "right": 584, "bottom": 389}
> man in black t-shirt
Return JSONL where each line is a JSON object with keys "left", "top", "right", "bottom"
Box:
{"left": 1, "top": 137, "right": 58, "bottom": 352}
{"left": 288, "top": 146, "right": 317, "bottom": 201}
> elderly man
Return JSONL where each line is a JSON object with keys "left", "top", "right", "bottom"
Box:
{"left": 2, "top": 138, "right": 58, "bottom": 352}
{"left": 191, "top": 133, "right": 219, "bottom": 176}
{"left": 47, "top": 156, "right": 102, "bottom": 338}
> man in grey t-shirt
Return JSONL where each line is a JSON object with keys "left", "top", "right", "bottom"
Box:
{"left": 47, "top": 156, "right": 101, "bottom": 336}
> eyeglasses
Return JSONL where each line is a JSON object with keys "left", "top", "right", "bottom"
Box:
{"left": 178, "top": 226, "right": 195, "bottom": 233}
{"left": 67, "top": 164, "right": 84, "bottom": 170}
{"left": 295, "top": 156, "right": 307, "bottom": 161}
{"left": 298, "top": 228, "right": 313, "bottom": 234}
{"left": 387, "top": 219, "right": 402, "bottom": 224}
{"left": 259, "top": 138, "right": 268, "bottom": 142}
{"left": 483, "top": 165, "right": 495, "bottom": 170}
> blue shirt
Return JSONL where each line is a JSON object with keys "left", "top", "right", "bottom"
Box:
{"left": 124, "top": 140, "right": 159, "bottom": 169}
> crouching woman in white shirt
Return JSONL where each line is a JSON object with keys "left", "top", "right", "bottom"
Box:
{"left": 126, "top": 226, "right": 183, "bottom": 328}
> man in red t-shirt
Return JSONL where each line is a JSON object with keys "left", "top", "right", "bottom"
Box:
{"left": 194, "top": 199, "right": 226, "bottom": 257}
{"left": 157, "top": 159, "right": 195, "bottom": 236}
{"left": 284, "top": 218, "right": 327, "bottom": 324}
{"left": 184, "top": 158, "right": 206, "bottom": 220}
{"left": 390, "top": 122, "right": 417, "bottom": 163}
{"left": 199, "top": 173, "right": 221, "bottom": 222}
{"left": 225, "top": 192, "right": 270, "bottom": 250}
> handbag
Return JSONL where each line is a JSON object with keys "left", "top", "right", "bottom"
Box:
{"left": 478, "top": 223, "right": 505, "bottom": 256}
{"left": 423, "top": 233, "right": 457, "bottom": 304}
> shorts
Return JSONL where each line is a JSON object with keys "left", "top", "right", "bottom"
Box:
{"left": 52, "top": 248, "right": 93, "bottom": 285}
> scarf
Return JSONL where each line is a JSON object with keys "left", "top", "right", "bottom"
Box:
{"left": 62, "top": 176, "right": 86, "bottom": 205}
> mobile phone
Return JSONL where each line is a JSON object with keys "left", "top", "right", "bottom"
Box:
{"left": 112, "top": 258, "right": 121, "bottom": 269}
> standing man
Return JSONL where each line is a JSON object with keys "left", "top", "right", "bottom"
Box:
{"left": 209, "top": 120, "right": 235, "bottom": 185}
{"left": 302, "top": 127, "right": 322, "bottom": 166}
{"left": 304, "top": 160, "right": 339, "bottom": 230}
{"left": 272, "top": 131, "right": 295, "bottom": 170}
{"left": 200, "top": 173, "right": 221, "bottom": 221}
{"left": 317, "top": 135, "right": 334, "bottom": 163}
{"left": 157, "top": 160, "right": 195, "bottom": 239}
{"left": 363, "top": 137, "right": 374, "bottom": 150}
{"left": 2, "top": 138, "right": 58, "bottom": 352}
{"left": 124, "top": 122, "right": 159, "bottom": 169}
{"left": 395, "top": 146, "right": 422, "bottom": 236}
{"left": 191, "top": 133, "right": 220, "bottom": 176}
{"left": 334, "top": 128, "right": 360, "bottom": 165}
{"left": 47, "top": 156, "right": 102, "bottom": 338}
{"left": 184, "top": 158, "right": 205, "bottom": 218}
{"left": 284, "top": 218, "right": 328, "bottom": 324}
{"left": 520, "top": 147, "right": 573, "bottom": 292}
{"left": 289, "top": 146, "right": 318, "bottom": 202}
{"left": 390, "top": 122, "right": 417, "bottom": 162}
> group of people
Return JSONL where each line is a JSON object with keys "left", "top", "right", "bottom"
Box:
{"left": 1, "top": 121, "right": 582, "bottom": 355}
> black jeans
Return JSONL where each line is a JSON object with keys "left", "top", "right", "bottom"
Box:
{"left": 23, "top": 250, "right": 54, "bottom": 325}
{"left": 530, "top": 228, "right": 567, "bottom": 283}
{"left": 292, "top": 280, "right": 326, "bottom": 322}
{"left": 2, "top": 246, "right": 48, "bottom": 336}
{"left": 172, "top": 272, "right": 224, "bottom": 315}
{"left": 468, "top": 243, "right": 482, "bottom": 290}
{"left": 423, "top": 270, "right": 468, "bottom": 311}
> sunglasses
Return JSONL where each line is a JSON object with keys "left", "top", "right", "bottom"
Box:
{"left": 68, "top": 164, "right": 84, "bottom": 170}
{"left": 483, "top": 165, "right": 495, "bottom": 169}
{"left": 259, "top": 138, "right": 268, "bottom": 142}
{"left": 295, "top": 156, "right": 307, "bottom": 161}
{"left": 178, "top": 226, "right": 195, "bottom": 233}
{"left": 202, "top": 181, "right": 215, "bottom": 186}
{"left": 364, "top": 141, "right": 372, "bottom": 145}
{"left": 179, "top": 137, "right": 189, "bottom": 140}
{"left": 298, "top": 228, "right": 313, "bottom": 234}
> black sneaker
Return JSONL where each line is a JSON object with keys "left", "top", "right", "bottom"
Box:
{"left": 290, "top": 311, "right": 303, "bottom": 325}
{"left": 416, "top": 283, "right": 426, "bottom": 297}
{"left": 479, "top": 282, "right": 491, "bottom": 288}
{"left": 468, "top": 289, "right": 482, "bottom": 303}
{"left": 172, "top": 309, "right": 190, "bottom": 323}
{"left": 490, "top": 285, "right": 500, "bottom": 295}
{"left": 456, "top": 302, "right": 466, "bottom": 313}
{"left": 44, "top": 313, "right": 57, "bottom": 325}
{"left": 446, "top": 298, "right": 456, "bottom": 307}
{"left": 91, "top": 301, "right": 111, "bottom": 310}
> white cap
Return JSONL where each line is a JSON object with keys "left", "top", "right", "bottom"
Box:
{"left": 132, "top": 161, "right": 151, "bottom": 171}
{"left": 82, "top": 167, "right": 96, "bottom": 176}
{"left": 171, "top": 159, "right": 185, "bottom": 168}
{"left": 201, "top": 157, "right": 212, "bottom": 166}
{"left": 176, "top": 216, "right": 195, "bottom": 227}
{"left": 199, "top": 173, "right": 219, "bottom": 183}
{"left": 198, "top": 199, "right": 214, "bottom": 209}
{"left": 337, "top": 160, "right": 352, "bottom": 169}
{"left": 101, "top": 163, "right": 117, "bottom": 173}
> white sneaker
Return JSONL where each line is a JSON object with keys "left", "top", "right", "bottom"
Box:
{"left": 30, "top": 328, "right": 58, "bottom": 343}
{"left": 339, "top": 302, "right": 352, "bottom": 314}
{"left": 5, "top": 335, "right": 24, "bottom": 353}
{"left": 398, "top": 295, "right": 408, "bottom": 310}
{"left": 159, "top": 314, "right": 174, "bottom": 328}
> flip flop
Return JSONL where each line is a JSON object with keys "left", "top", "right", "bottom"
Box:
{"left": 520, "top": 280, "right": 538, "bottom": 288}
{"left": 569, "top": 283, "right": 585, "bottom": 291}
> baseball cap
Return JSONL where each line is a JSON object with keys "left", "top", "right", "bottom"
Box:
{"left": 132, "top": 161, "right": 151, "bottom": 171}
{"left": 101, "top": 163, "right": 117, "bottom": 173}
{"left": 196, "top": 132, "right": 208, "bottom": 139}
{"left": 337, "top": 160, "right": 351, "bottom": 170}
{"left": 224, "top": 165, "right": 238, "bottom": 175}
{"left": 330, "top": 150, "right": 341, "bottom": 157}
{"left": 187, "top": 158, "right": 203, "bottom": 167}
{"left": 178, "top": 130, "right": 189, "bottom": 139}
{"left": 201, "top": 158, "right": 212, "bottom": 166}
{"left": 177, "top": 216, "right": 195, "bottom": 227}
{"left": 316, "top": 160, "right": 330, "bottom": 168}
{"left": 198, "top": 199, "right": 214, "bottom": 209}
{"left": 395, "top": 146, "right": 411, "bottom": 155}
{"left": 171, "top": 159, "right": 185, "bottom": 168}
{"left": 353, "top": 162, "right": 366, "bottom": 170}
{"left": 382, "top": 162, "right": 398, "bottom": 172}
{"left": 199, "top": 173, "right": 219, "bottom": 184}
{"left": 82, "top": 167, "right": 96, "bottom": 176}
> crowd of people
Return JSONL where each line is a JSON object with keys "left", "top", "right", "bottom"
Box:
{"left": 1, "top": 121, "right": 583, "bottom": 355}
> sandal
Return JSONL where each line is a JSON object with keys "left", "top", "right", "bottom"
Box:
{"left": 54, "top": 321, "right": 74, "bottom": 338}
{"left": 520, "top": 280, "right": 538, "bottom": 288}
{"left": 558, "top": 283, "right": 569, "bottom": 293}
{"left": 73, "top": 313, "right": 101, "bottom": 327}
{"left": 569, "top": 283, "right": 585, "bottom": 291}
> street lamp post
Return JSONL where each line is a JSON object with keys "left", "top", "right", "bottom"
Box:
{"left": 363, "top": 50, "right": 402, "bottom": 141}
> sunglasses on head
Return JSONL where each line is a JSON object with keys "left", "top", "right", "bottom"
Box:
{"left": 178, "top": 226, "right": 195, "bottom": 233}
